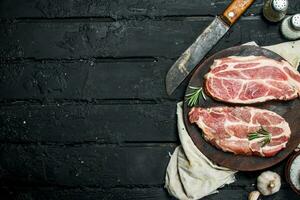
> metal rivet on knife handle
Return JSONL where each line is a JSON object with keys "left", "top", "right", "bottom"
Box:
{"left": 222, "top": 0, "right": 256, "bottom": 25}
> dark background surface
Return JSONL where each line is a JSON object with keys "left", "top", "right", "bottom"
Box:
{"left": 0, "top": 0, "right": 299, "bottom": 199}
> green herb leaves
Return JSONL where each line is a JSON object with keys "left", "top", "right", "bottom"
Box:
{"left": 248, "top": 126, "right": 271, "bottom": 147}
{"left": 185, "top": 86, "right": 207, "bottom": 107}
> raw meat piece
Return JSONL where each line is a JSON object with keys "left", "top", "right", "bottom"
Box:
{"left": 205, "top": 56, "right": 300, "bottom": 104}
{"left": 189, "top": 106, "right": 291, "bottom": 157}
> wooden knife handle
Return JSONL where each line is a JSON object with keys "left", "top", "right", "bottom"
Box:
{"left": 221, "top": 0, "right": 255, "bottom": 26}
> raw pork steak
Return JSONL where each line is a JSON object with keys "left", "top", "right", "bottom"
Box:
{"left": 189, "top": 106, "right": 291, "bottom": 157}
{"left": 205, "top": 56, "right": 300, "bottom": 104}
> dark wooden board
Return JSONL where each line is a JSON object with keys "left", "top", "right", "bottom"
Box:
{"left": 183, "top": 45, "right": 300, "bottom": 171}
{"left": 0, "top": 187, "right": 174, "bottom": 200}
{"left": 0, "top": 17, "right": 286, "bottom": 59}
{"left": 0, "top": 144, "right": 175, "bottom": 187}
{"left": 0, "top": 187, "right": 298, "bottom": 200}
{"left": 0, "top": 143, "right": 294, "bottom": 187}
{"left": 1, "top": 0, "right": 299, "bottom": 199}
{"left": 0, "top": 142, "right": 298, "bottom": 198}
{"left": 0, "top": 103, "right": 177, "bottom": 143}
{"left": 0, "top": 0, "right": 299, "bottom": 19}
{"left": 0, "top": 60, "right": 173, "bottom": 100}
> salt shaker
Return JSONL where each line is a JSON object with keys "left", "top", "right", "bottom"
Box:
{"left": 263, "top": 0, "right": 288, "bottom": 22}
{"left": 281, "top": 14, "right": 300, "bottom": 40}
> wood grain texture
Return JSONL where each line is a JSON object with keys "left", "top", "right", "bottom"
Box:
{"left": 0, "top": 60, "right": 173, "bottom": 100}
{"left": 0, "top": 0, "right": 299, "bottom": 199}
{"left": 0, "top": 143, "right": 298, "bottom": 198}
{"left": 0, "top": 145, "right": 175, "bottom": 187}
{"left": 222, "top": 0, "right": 255, "bottom": 25}
{"left": 0, "top": 143, "right": 294, "bottom": 187}
{"left": 0, "top": 103, "right": 177, "bottom": 143}
{"left": 0, "top": 17, "right": 286, "bottom": 59}
{"left": 1, "top": 187, "right": 299, "bottom": 200}
{"left": 0, "top": 0, "right": 299, "bottom": 18}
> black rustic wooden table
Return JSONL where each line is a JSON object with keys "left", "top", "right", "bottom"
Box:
{"left": 0, "top": 0, "right": 300, "bottom": 199}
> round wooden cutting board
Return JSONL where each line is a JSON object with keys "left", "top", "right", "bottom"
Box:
{"left": 183, "top": 45, "right": 300, "bottom": 171}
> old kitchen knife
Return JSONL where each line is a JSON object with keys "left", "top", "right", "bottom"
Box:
{"left": 166, "top": 0, "right": 255, "bottom": 95}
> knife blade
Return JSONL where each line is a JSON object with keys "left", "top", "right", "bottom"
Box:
{"left": 166, "top": 0, "right": 255, "bottom": 96}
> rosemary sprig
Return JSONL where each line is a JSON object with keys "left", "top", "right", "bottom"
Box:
{"left": 247, "top": 126, "right": 271, "bottom": 147}
{"left": 185, "top": 86, "right": 207, "bottom": 107}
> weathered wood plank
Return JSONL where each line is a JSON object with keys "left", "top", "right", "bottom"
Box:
{"left": 0, "top": 143, "right": 294, "bottom": 188}
{"left": 0, "top": 17, "right": 286, "bottom": 59}
{"left": 0, "top": 145, "right": 175, "bottom": 187}
{"left": 0, "top": 60, "right": 173, "bottom": 100}
{"left": 0, "top": 187, "right": 174, "bottom": 200}
{"left": 0, "top": 0, "right": 299, "bottom": 18}
{"left": 1, "top": 187, "right": 299, "bottom": 200}
{"left": 0, "top": 103, "right": 177, "bottom": 143}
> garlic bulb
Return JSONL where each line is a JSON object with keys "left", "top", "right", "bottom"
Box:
{"left": 257, "top": 171, "right": 281, "bottom": 196}
{"left": 248, "top": 191, "right": 260, "bottom": 200}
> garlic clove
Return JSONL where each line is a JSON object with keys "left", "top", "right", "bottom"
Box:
{"left": 248, "top": 191, "right": 260, "bottom": 200}
{"left": 257, "top": 171, "right": 281, "bottom": 196}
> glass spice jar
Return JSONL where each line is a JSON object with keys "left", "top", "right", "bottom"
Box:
{"left": 281, "top": 14, "right": 300, "bottom": 40}
{"left": 263, "top": 0, "right": 288, "bottom": 22}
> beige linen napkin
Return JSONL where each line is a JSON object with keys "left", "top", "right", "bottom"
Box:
{"left": 165, "top": 103, "right": 236, "bottom": 200}
{"left": 264, "top": 41, "right": 300, "bottom": 68}
{"left": 165, "top": 41, "right": 300, "bottom": 200}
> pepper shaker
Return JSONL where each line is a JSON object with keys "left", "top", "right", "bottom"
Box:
{"left": 281, "top": 14, "right": 300, "bottom": 40}
{"left": 263, "top": 0, "right": 288, "bottom": 22}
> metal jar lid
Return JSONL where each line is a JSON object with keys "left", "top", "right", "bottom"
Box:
{"left": 272, "top": 0, "right": 288, "bottom": 12}
{"left": 290, "top": 14, "right": 300, "bottom": 31}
